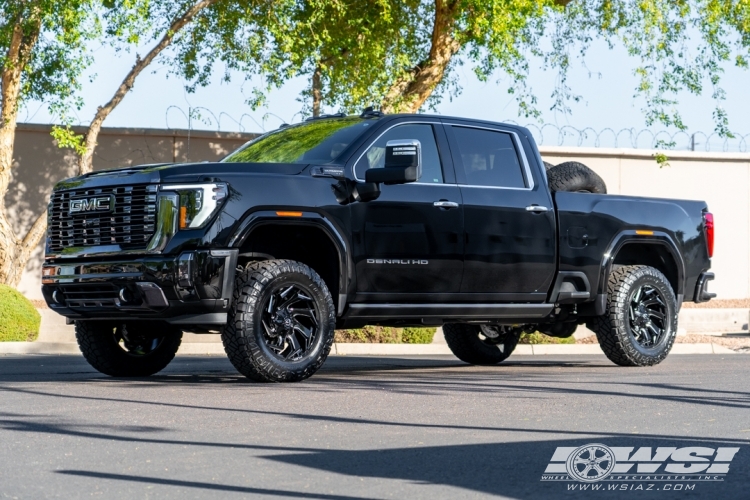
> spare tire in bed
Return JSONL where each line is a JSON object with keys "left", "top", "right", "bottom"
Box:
{"left": 543, "top": 161, "right": 555, "bottom": 170}
{"left": 546, "top": 161, "right": 607, "bottom": 194}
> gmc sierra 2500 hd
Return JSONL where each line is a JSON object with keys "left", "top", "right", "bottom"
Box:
{"left": 42, "top": 110, "right": 715, "bottom": 381}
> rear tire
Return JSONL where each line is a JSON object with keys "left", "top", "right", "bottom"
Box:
{"left": 443, "top": 324, "right": 519, "bottom": 365}
{"left": 547, "top": 161, "right": 607, "bottom": 194}
{"left": 75, "top": 321, "right": 182, "bottom": 377}
{"left": 587, "top": 265, "right": 677, "bottom": 366}
{"left": 221, "top": 259, "right": 335, "bottom": 382}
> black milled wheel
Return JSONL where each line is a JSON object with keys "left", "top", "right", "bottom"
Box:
{"left": 587, "top": 265, "right": 677, "bottom": 367}
{"left": 75, "top": 321, "right": 182, "bottom": 377}
{"left": 221, "top": 259, "right": 335, "bottom": 382}
{"left": 443, "top": 324, "right": 519, "bottom": 365}
{"left": 547, "top": 161, "right": 607, "bottom": 194}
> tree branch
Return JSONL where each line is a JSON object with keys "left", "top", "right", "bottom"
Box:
{"left": 7, "top": 209, "right": 47, "bottom": 287}
{"left": 77, "top": 0, "right": 219, "bottom": 174}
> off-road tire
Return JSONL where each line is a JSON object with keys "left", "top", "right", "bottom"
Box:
{"left": 547, "top": 161, "right": 607, "bottom": 194}
{"left": 587, "top": 265, "right": 677, "bottom": 367}
{"left": 221, "top": 259, "right": 335, "bottom": 382}
{"left": 443, "top": 323, "right": 519, "bottom": 365}
{"left": 75, "top": 321, "right": 183, "bottom": 377}
{"left": 543, "top": 161, "right": 555, "bottom": 170}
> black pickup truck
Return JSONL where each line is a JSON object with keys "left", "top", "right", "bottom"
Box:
{"left": 41, "top": 111, "right": 715, "bottom": 381}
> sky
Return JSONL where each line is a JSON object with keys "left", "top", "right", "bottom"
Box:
{"left": 19, "top": 36, "right": 750, "bottom": 152}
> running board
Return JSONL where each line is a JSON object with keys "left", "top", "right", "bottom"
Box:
{"left": 345, "top": 303, "right": 554, "bottom": 320}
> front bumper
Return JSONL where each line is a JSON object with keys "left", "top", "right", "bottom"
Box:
{"left": 41, "top": 249, "right": 238, "bottom": 325}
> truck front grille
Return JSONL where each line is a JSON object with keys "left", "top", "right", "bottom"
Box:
{"left": 48, "top": 184, "right": 158, "bottom": 252}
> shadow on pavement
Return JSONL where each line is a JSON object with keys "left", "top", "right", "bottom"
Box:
{"left": 52, "top": 435, "right": 748, "bottom": 500}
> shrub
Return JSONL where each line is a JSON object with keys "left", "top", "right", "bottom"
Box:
{"left": 334, "top": 326, "right": 437, "bottom": 344}
{"left": 518, "top": 332, "right": 575, "bottom": 345}
{"left": 0, "top": 285, "right": 41, "bottom": 342}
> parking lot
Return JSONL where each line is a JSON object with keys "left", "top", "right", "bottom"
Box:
{"left": 0, "top": 353, "right": 748, "bottom": 499}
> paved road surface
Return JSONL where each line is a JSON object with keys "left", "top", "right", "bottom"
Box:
{"left": 0, "top": 353, "right": 748, "bottom": 499}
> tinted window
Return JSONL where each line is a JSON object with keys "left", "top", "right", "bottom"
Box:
{"left": 355, "top": 124, "right": 444, "bottom": 183}
{"left": 223, "top": 117, "right": 373, "bottom": 164}
{"left": 451, "top": 127, "right": 527, "bottom": 188}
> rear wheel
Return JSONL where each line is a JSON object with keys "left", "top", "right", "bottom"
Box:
{"left": 443, "top": 324, "right": 520, "bottom": 365}
{"left": 587, "top": 265, "right": 677, "bottom": 366}
{"left": 75, "top": 321, "right": 182, "bottom": 377}
{"left": 221, "top": 259, "right": 335, "bottom": 382}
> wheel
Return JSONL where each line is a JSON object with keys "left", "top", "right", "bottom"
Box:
{"left": 221, "top": 259, "right": 335, "bottom": 382}
{"left": 547, "top": 161, "right": 607, "bottom": 194}
{"left": 587, "top": 265, "right": 677, "bottom": 366}
{"left": 75, "top": 321, "right": 182, "bottom": 377}
{"left": 443, "top": 324, "right": 520, "bottom": 365}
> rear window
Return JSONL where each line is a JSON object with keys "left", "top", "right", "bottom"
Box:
{"left": 222, "top": 117, "right": 374, "bottom": 164}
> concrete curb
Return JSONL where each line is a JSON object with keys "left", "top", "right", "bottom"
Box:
{"left": 0, "top": 342, "right": 738, "bottom": 356}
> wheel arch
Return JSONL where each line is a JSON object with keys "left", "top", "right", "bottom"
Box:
{"left": 228, "top": 211, "right": 352, "bottom": 315}
{"left": 600, "top": 231, "right": 685, "bottom": 302}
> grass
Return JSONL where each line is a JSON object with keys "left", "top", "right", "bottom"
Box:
{"left": 334, "top": 326, "right": 437, "bottom": 344}
{"left": 0, "top": 285, "right": 41, "bottom": 342}
{"left": 518, "top": 332, "right": 576, "bottom": 344}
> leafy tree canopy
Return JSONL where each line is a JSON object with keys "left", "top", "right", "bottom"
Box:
{"left": 245, "top": 0, "right": 750, "bottom": 136}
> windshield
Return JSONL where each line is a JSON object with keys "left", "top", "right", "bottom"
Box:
{"left": 222, "top": 117, "right": 374, "bottom": 164}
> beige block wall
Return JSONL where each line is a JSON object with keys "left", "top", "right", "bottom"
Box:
{"left": 541, "top": 147, "right": 750, "bottom": 300}
{"left": 7, "top": 124, "right": 256, "bottom": 299}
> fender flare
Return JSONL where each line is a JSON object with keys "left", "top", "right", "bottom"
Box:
{"left": 598, "top": 230, "right": 686, "bottom": 301}
{"left": 228, "top": 210, "right": 353, "bottom": 314}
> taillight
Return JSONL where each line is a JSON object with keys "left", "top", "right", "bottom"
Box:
{"left": 704, "top": 212, "right": 714, "bottom": 258}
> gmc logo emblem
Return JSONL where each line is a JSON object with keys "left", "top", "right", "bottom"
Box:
{"left": 69, "top": 196, "right": 113, "bottom": 214}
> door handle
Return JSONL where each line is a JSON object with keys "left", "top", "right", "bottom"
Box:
{"left": 525, "top": 205, "right": 549, "bottom": 213}
{"left": 434, "top": 201, "right": 459, "bottom": 209}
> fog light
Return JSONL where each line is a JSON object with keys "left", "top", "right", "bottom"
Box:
{"left": 52, "top": 290, "right": 63, "bottom": 304}
{"left": 118, "top": 288, "right": 136, "bottom": 304}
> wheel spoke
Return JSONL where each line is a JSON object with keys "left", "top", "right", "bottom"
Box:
{"left": 646, "top": 310, "right": 665, "bottom": 322}
{"left": 292, "top": 319, "right": 312, "bottom": 339}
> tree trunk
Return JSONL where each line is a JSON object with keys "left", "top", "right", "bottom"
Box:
{"left": 0, "top": 13, "right": 43, "bottom": 286}
{"left": 380, "top": 0, "right": 461, "bottom": 114}
{"left": 77, "top": 0, "right": 218, "bottom": 175}
{"left": 311, "top": 63, "right": 322, "bottom": 117}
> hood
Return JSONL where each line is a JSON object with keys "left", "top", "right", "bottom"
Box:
{"left": 54, "top": 162, "right": 309, "bottom": 191}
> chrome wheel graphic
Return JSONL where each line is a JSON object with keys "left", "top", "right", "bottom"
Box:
{"left": 566, "top": 444, "right": 615, "bottom": 482}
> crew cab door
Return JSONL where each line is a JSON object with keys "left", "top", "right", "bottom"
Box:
{"left": 443, "top": 122, "right": 556, "bottom": 301}
{"left": 349, "top": 120, "right": 464, "bottom": 297}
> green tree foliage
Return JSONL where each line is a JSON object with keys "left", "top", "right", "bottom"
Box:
{"left": 262, "top": 1, "right": 750, "bottom": 136}
{"left": 0, "top": 0, "right": 100, "bottom": 286}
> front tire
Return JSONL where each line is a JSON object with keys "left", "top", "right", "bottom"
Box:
{"left": 75, "top": 321, "right": 182, "bottom": 377}
{"left": 443, "top": 324, "right": 519, "bottom": 365}
{"left": 587, "top": 265, "right": 677, "bottom": 366}
{"left": 221, "top": 259, "right": 335, "bottom": 382}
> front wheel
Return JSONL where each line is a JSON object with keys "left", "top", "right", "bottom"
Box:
{"left": 587, "top": 265, "right": 677, "bottom": 366}
{"left": 75, "top": 321, "right": 183, "bottom": 377}
{"left": 221, "top": 259, "right": 335, "bottom": 382}
{"left": 443, "top": 324, "right": 520, "bottom": 365}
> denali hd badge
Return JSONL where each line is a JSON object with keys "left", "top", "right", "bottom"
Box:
{"left": 69, "top": 196, "right": 113, "bottom": 214}
{"left": 367, "top": 259, "right": 428, "bottom": 265}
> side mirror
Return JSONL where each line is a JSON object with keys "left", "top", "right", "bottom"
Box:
{"left": 364, "top": 139, "right": 421, "bottom": 185}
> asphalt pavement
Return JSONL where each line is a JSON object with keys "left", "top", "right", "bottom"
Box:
{"left": 0, "top": 353, "right": 748, "bottom": 499}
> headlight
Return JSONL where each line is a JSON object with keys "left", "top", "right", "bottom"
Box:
{"left": 163, "top": 183, "right": 228, "bottom": 229}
